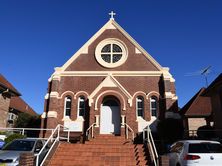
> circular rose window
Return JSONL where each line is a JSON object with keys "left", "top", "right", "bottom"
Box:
{"left": 95, "top": 39, "right": 128, "bottom": 68}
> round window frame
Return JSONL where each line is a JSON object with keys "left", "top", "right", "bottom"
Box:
{"left": 95, "top": 38, "right": 128, "bottom": 68}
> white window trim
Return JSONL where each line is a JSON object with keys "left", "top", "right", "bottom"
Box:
{"left": 136, "top": 97, "right": 144, "bottom": 119}
{"left": 8, "top": 112, "right": 17, "bottom": 121}
{"left": 77, "top": 96, "right": 85, "bottom": 119}
{"left": 64, "top": 96, "right": 71, "bottom": 119}
{"left": 150, "top": 97, "right": 158, "bottom": 117}
{"left": 95, "top": 38, "right": 128, "bottom": 68}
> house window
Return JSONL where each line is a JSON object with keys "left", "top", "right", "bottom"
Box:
{"left": 95, "top": 39, "right": 128, "bottom": 68}
{"left": 136, "top": 96, "right": 144, "bottom": 118}
{"left": 150, "top": 97, "right": 158, "bottom": 117}
{"left": 78, "top": 96, "right": 85, "bottom": 117}
{"left": 64, "top": 96, "right": 72, "bottom": 117}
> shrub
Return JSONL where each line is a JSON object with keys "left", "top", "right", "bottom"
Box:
{"left": 197, "top": 125, "right": 215, "bottom": 139}
{"left": 4, "top": 133, "right": 26, "bottom": 144}
{"left": 157, "top": 118, "right": 184, "bottom": 144}
{"left": 14, "top": 113, "right": 41, "bottom": 137}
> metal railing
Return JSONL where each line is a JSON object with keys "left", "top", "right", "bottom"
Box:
{"left": 35, "top": 124, "right": 70, "bottom": 166}
{"left": 86, "top": 123, "right": 96, "bottom": 140}
{"left": 0, "top": 127, "right": 54, "bottom": 138}
{"left": 125, "top": 123, "right": 134, "bottom": 141}
{"left": 143, "top": 126, "right": 159, "bottom": 166}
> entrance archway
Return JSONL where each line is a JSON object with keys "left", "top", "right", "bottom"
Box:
{"left": 100, "top": 96, "right": 120, "bottom": 134}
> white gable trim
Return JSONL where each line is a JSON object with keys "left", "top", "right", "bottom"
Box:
{"left": 88, "top": 75, "right": 132, "bottom": 107}
{"left": 57, "top": 19, "right": 163, "bottom": 72}
{"left": 112, "top": 20, "right": 162, "bottom": 70}
{"left": 94, "top": 90, "right": 127, "bottom": 111}
{"left": 60, "top": 20, "right": 116, "bottom": 71}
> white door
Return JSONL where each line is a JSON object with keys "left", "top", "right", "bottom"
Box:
{"left": 100, "top": 106, "right": 120, "bottom": 134}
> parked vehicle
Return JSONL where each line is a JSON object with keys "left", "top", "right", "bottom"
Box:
{"left": 168, "top": 140, "right": 222, "bottom": 166}
{"left": 0, "top": 139, "right": 5, "bottom": 149}
{"left": 0, "top": 138, "right": 46, "bottom": 166}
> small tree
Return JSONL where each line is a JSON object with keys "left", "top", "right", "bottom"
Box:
{"left": 14, "top": 113, "right": 41, "bottom": 137}
{"left": 157, "top": 118, "right": 184, "bottom": 144}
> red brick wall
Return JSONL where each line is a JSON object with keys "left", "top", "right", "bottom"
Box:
{"left": 41, "top": 27, "right": 178, "bottom": 137}
{"left": 0, "top": 94, "right": 10, "bottom": 127}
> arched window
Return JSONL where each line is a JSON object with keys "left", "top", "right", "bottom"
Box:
{"left": 150, "top": 96, "right": 158, "bottom": 117}
{"left": 78, "top": 96, "right": 85, "bottom": 117}
{"left": 136, "top": 96, "right": 144, "bottom": 118}
{"left": 64, "top": 96, "right": 72, "bottom": 117}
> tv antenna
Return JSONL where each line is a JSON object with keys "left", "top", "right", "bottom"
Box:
{"left": 185, "top": 66, "right": 212, "bottom": 87}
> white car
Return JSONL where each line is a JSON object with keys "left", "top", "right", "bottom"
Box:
{"left": 168, "top": 140, "right": 222, "bottom": 166}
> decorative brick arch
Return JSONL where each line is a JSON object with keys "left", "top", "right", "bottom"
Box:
{"left": 60, "top": 91, "right": 75, "bottom": 99}
{"left": 74, "top": 91, "right": 89, "bottom": 100}
{"left": 94, "top": 90, "right": 127, "bottom": 111}
{"left": 146, "top": 91, "right": 161, "bottom": 99}
{"left": 132, "top": 91, "right": 147, "bottom": 100}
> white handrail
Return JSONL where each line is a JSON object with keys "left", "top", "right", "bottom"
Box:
{"left": 125, "top": 123, "right": 134, "bottom": 141}
{"left": 35, "top": 124, "right": 69, "bottom": 166}
{"left": 86, "top": 123, "right": 96, "bottom": 140}
{"left": 143, "top": 126, "right": 159, "bottom": 166}
{"left": 0, "top": 127, "right": 54, "bottom": 136}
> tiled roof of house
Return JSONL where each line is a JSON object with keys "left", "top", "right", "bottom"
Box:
{"left": 0, "top": 74, "right": 21, "bottom": 96}
{"left": 10, "top": 96, "right": 38, "bottom": 116}
{"left": 202, "top": 73, "right": 222, "bottom": 96}
{"left": 180, "top": 88, "right": 212, "bottom": 117}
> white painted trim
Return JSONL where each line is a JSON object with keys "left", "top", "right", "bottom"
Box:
{"left": 165, "top": 92, "right": 173, "bottom": 99}
{"left": 135, "top": 47, "right": 142, "bottom": 54}
{"left": 132, "top": 91, "right": 147, "bottom": 99}
{"left": 47, "top": 111, "right": 57, "bottom": 118}
{"left": 74, "top": 91, "right": 89, "bottom": 99}
{"left": 146, "top": 91, "right": 160, "bottom": 99}
{"left": 164, "top": 92, "right": 178, "bottom": 100}
{"left": 53, "top": 71, "right": 163, "bottom": 77}
{"left": 44, "top": 93, "right": 49, "bottom": 100}
{"left": 41, "top": 112, "right": 46, "bottom": 119}
{"left": 112, "top": 20, "right": 163, "bottom": 70}
{"left": 94, "top": 90, "right": 127, "bottom": 110}
{"left": 89, "top": 75, "right": 132, "bottom": 107}
{"left": 50, "top": 92, "right": 59, "bottom": 98}
{"left": 95, "top": 38, "right": 128, "bottom": 68}
{"left": 60, "top": 91, "right": 75, "bottom": 99}
{"left": 60, "top": 20, "right": 115, "bottom": 71}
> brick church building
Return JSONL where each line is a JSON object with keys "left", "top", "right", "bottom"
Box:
{"left": 41, "top": 14, "right": 178, "bottom": 139}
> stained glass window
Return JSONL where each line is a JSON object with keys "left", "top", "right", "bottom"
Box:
{"left": 101, "top": 44, "right": 123, "bottom": 63}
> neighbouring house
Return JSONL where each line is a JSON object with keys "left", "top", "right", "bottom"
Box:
{"left": 0, "top": 74, "right": 37, "bottom": 128}
{"left": 180, "top": 88, "right": 212, "bottom": 137}
{"left": 41, "top": 17, "right": 179, "bottom": 139}
{"left": 0, "top": 74, "right": 21, "bottom": 127}
{"left": 8, "top": 96, "right": 38, "bottom": 127}
{"left": 202, "top": 73, "right": 222, "bottom": 137}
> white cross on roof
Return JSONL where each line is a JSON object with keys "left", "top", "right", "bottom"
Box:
{"left": 109, "top": 11, "right": 116, "bottom": 20}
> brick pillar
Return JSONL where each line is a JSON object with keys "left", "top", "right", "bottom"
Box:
{"left": 19, "top": 152, "right": 35, "bottom": 166}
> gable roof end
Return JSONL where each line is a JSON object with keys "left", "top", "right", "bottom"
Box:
{"left": 57, "top": 19, "right": 163, "bottom": 72}
{"left": 0, "top": 74, "right": 21, "bottom": 96}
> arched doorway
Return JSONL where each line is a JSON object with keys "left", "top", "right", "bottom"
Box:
{"left": 100, "top": 96, "right": 120, "bottom": 134}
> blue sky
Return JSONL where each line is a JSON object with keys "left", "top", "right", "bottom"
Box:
{"left": 0, "top": 0, "right": 221, "bottom": 114}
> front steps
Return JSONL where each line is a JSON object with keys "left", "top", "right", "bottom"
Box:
{"left": 48, "top": 135, "right": 149, "bottom": 166}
